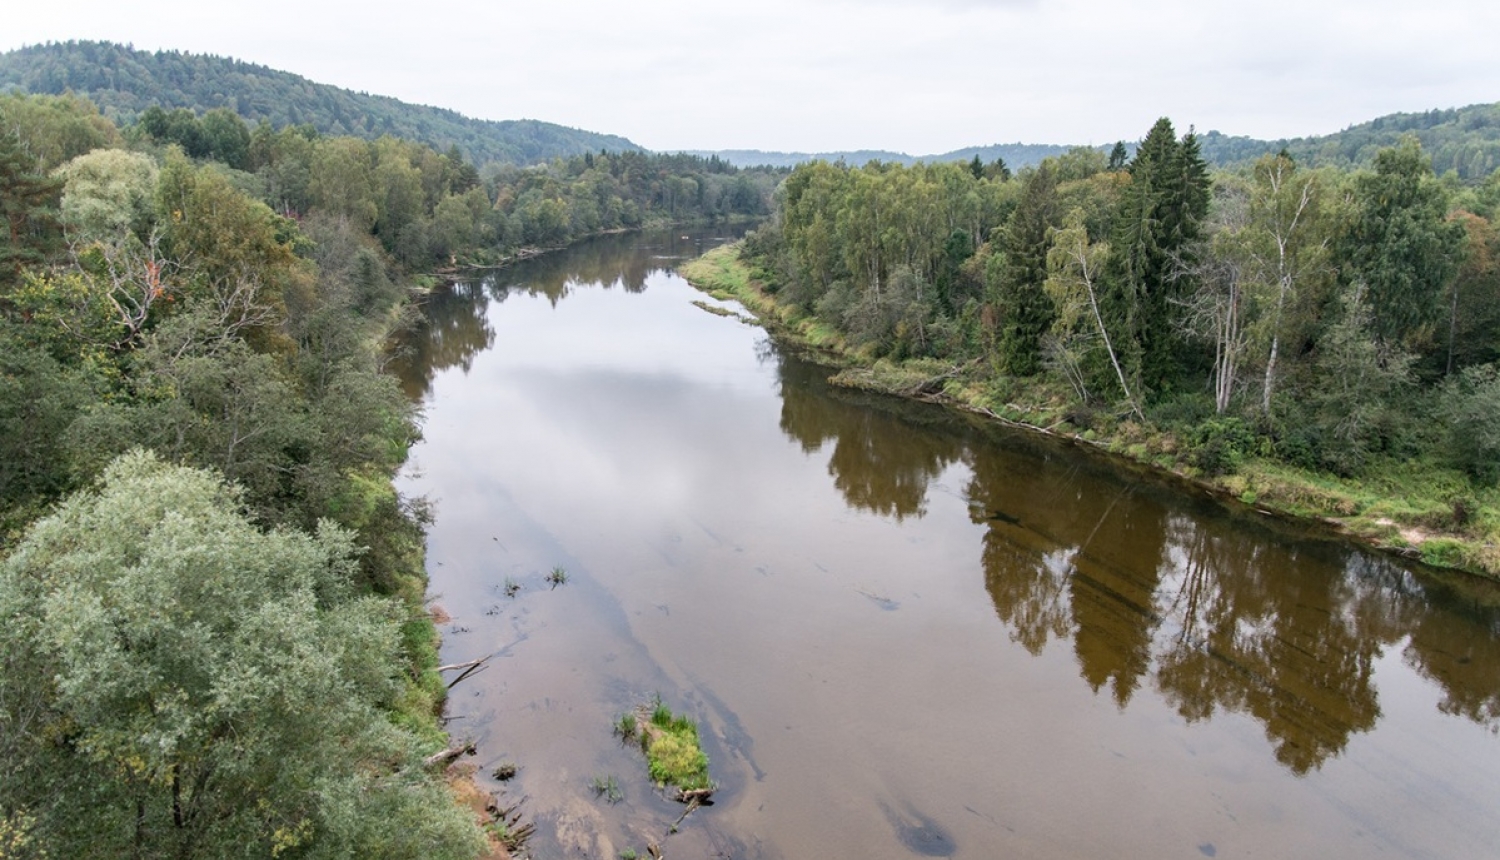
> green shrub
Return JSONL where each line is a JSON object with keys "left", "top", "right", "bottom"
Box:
{"left": 1444, "top": 364, "right": 1500, "bottom": 485}
{"left": 1189, "top": 417, "right": 1256, "bottom": 476}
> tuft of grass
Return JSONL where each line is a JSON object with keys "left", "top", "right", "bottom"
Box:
{"left": 546, "top": 566, "right": 568, "bottom": 588}
{"left": 615, "top": 712, "right": 637, "bottom": 740}
{"left": 502, "top": 577, "right": 521, "bottom": 597}
{"left": 590, "top": 774, "right": 624, "bottom": 804}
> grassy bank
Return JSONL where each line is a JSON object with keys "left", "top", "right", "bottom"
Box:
{"left": 680, "top": 244, "right": 1500, "bottom": 581}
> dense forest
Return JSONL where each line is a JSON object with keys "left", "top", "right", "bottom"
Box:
{"left": 0, "top": 87, "right": 776, "bottom": 858}
{"left": 0, "top": 40, "right": 642, "bottom": 165}
{"left": 719, "top": 121, "right": 1500, "bottom": 573}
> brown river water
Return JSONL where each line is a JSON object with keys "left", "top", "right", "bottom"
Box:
{"left": 395, "top": 229, "right": 1500, "bottom": 859}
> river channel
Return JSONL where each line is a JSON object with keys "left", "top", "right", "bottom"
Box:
{"left": 395, "top": 228, "right": 1500, "bottom": 859}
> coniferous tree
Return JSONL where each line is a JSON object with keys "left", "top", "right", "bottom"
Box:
{"left": 992, "top": 161, "right": 1060, "bottom": 375}
{"left": 1108, "top": 141, "right": 1129, "bottom": 171}
{"left": 0, "top": 125, "right": 64, "bottom": 287}
{"left": 1100, "top": 118, "right": 1211, "bottom": 398}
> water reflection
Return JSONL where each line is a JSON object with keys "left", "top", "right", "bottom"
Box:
{"left": 394, "top": 280, "right": 494, "bottom": 400}
{"left": 778, "top": 360, "right": 963, "bottom": 521}
{"left": 966, "top": 435, "right": 1422, "bottom": 772}
{"left": 402, "top": 228, "right": 1500, "bottom": 856}
{"left": 396, "top": 230, "right": 749, "bottom": 400}
{"left": 1404, "top": 582, "right": 1500, "bottom": 728}
{"left": 485, "top": 231, "right": 728, "bottom": 305}
{"left": 779, "top": 352, "right": 1500, "bottom": 774}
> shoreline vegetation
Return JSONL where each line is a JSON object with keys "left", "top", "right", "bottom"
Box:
{"left": 681, "top": 243, "right": 1500, "bottom": 584}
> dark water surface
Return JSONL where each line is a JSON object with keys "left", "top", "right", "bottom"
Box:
{"left": 395, "top": 229, "right": 1500, "bottom": 859}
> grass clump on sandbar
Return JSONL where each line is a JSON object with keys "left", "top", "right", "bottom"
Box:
{"left": 619, "top": 696, "right": 713, "bottom": 801}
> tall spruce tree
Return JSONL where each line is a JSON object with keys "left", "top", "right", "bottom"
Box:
{"left": 1100, "top": 118, "right": 1210, "bottom": 399}
{"left": 992, "top": 160, "right": 1060, "bottom": 375}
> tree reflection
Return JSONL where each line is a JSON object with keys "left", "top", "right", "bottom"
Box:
{"left": 965, "top": 448, "right": 1089, "bottom": 655}
{"left": 488, "top": 231, "right": 727, "bottom": 303}
{"left": 956, "top": 428, "right": 1500, "bottom": 775}
{"left": 392, "top": 279, "right": 494, "bottom": 400}
{"left": 1149, "top": 525, "right": 1415, "bottom": 774}
{"left": 395, "top": 228, "right": 747, "bottom": 399}
{"left": 777, "top": 359, "right": 961, "bottom": 521}
{"left": 1066, "top": 491, "right": 1167, "bottom": 708}
{"left": 1403, "top": 580, "right": 1500, "bottom": 729}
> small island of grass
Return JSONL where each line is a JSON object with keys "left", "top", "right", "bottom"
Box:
{"left": 617, "top": 697, "right": 714, "bottom": 802}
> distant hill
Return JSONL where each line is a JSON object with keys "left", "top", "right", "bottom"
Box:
{"left": 682, "top": 143, "right": 1078, "bottom": 171}
{"left": 1197, "top": 103, "right": 1500, "bottom": 180}
{"left": 694, "top": 106, "right": 1500, "bottom": 182}
{"left": 0, "top": 40, "right": 643, "bottom": 166}
{"left": 680, "top": 149, "right": 913, "bottom": 169}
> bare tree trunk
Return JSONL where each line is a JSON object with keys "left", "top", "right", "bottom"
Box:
{"left": 1258, "top": 165, "right": 1319, "bottom": 417}
{"left": 1070, "top": 240, "right": 1143, "bottom": 421}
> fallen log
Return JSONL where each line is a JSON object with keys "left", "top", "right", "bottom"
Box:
{"left": 423, "top": 741, "right": 476, "bottom": 769}
{"left": 675, "top": 788, "right": 714, "bottom": 804}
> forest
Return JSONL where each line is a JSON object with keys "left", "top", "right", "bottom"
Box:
{"left": 0, "top": 90, "right": 776, "bottom": 858}
{"left": 717, "top": 119, "right": 1500, "bottom": 574}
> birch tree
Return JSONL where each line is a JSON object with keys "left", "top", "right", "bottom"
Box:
{"left": 1046, "top": 211, "right": 1143, "bottom": 420}
{"left": 1245, "top": 154, "right": 1329, "bottom": 414}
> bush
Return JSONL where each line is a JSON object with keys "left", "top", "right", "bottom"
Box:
{"left": 1189, "top": 417, "right": 1256, "bottom": 476}
{"left": 1148, "top": 391, "right": 1217, "bottom": 430}
{"left": 1273, "top": 424, "right": 1324, "bottom": 471}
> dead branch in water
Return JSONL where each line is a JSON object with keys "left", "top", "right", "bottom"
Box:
{"left": 423, "top": 741, "right": 476, "bottom": 769}
{"left": 485, "top": 796, "right": 536, "bottom": 854}
{"left": 436, "top": 657, "right": 486, "bottom": 673}
{"left": 669, "top": 797, "right": 703, "bottom": 834}
{"left": 439, "top": 655, "right": 492, "bottom": 689}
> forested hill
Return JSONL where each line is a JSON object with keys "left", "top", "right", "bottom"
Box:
{"left": 694, "top": 105, "right": 1500, "bottom": 182}
{"left": 1198, "top": 103, "right": 1500, "bottom": 181}
{"left": 0, "top": 40, "right": 643, "bottom": 165}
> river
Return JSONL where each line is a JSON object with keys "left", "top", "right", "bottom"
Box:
{"left": 395, "top": 228, "right": 1500, "bottom": 859}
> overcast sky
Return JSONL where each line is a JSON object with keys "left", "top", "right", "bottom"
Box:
{"left": 6, "top": 0, "right": 1499, "bottom": 155}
